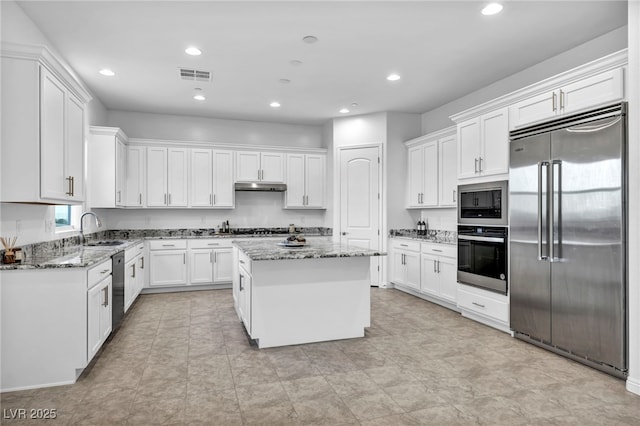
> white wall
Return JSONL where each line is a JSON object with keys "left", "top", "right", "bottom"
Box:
{"left": 107, "top": 110, "right": 324, "bottom": 148}
{"left": 421, "top": 26, "right": 628, "bottom": 134}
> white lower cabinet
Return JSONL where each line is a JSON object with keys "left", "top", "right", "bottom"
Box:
{"left": 238, "top": 261, "right": 252, "bottom": 334}
{"left": 124, "top": 242, "right": 145, "bottom": 312}
{"left": 148, "top": 240, "right": 188, "bottom": 287}
{"left": 389, "top": 239, "right": 421, "bottom": 291}
{"left": 87, "top": 259, "right": 113, "bottom": 362}
{"left": 420, "top": 243, "right": 457, "bottom": 305}
{"left": 189, "top": 240, "right": 234, "bottom": 284}
{"left": 457, "top": 282, "right": 509, "bottom": 333}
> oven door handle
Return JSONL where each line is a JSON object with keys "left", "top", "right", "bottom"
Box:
{"left": 458, "top": 235, "right": 504, "bottom": 243}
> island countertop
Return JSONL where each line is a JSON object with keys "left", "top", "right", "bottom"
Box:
{"left": 233, "top": 238, "right": 385, "bottom": 261}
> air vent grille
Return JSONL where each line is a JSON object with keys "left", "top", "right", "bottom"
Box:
{"left": 179, "top": 68, "right": 211, "bottom": 82}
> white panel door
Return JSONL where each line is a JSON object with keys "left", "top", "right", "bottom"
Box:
{"left": 168, "top": 148, "right": 188, "bottom": 207}
{"left": 480, "top": 108, "right": 509, "bottom": 177}
{"left": 212, "top": 150, "right": 234, "bottom": 207}
{"left": 149, "top": 251, "right": 188, "bottom": 286}
{"left": 561, "top": 68, "right": 624, "bottom": 116}
{"left": 390, "top": 250, "right": 405, "bottom": 285}
{"left": 404, "top": 250, "right": 421, "bottom": 291}
{"left": 339, "top": 146, "right": 380, "bottom": 286}
{"left": 146, "top": 147, "right": 167, "bottom": 206}
{"left": 236, "top": 151, "right": 260, "bottom": 182}
{"left": 285, "top": 153, "right": 305, "bottom": 207}
{"left": 438, "top": 256, "right": 457, "bottom": 304}
{"left": 305, "top": 154, "right": 326, "bottom": 208}
{"left": 87, "top": 280, "right": 102, "bottom": 359}
{"left": 40, "top": 67, "right": 67, "bottom": 200}
{"left": 457, "top": 119, "right": 480, "bottom": 180}
{"left": 260, "top": 152, "right": 285, "bottom": 182}
{"left": 213, "top": 248, "right": 233, "bottom": 283}
{"left": 126, "top": 146, "right": 145, "bottom": 206}
{"left": 422, "top": 141, "right": 438, "bottom": 207}
{"left": 100, "top": 279, "right": 113, "bottom": 342}
{"left": 420, "top": 254, "right": 439, "bottom": 297}
{"left": 115, "top": 139, "right": 126, "bottom": 206}
{"left": 190, "top": 249, "right": 214, "bottom": 284}
{"left": 190, "top": 149, "right": 213, "bottom": 207}
{"left": 439, "top": 135, "right": 457, "bottom": 206}
{"left": 407, "top": 145, "right": 423, "bottom": 207}
{"left": 508, "top": 91, "right": 556, "bottom": 130}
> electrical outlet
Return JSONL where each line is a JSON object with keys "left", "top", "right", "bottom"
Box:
{"left": 44, "top": 219, "right": 53, "bottom": 233}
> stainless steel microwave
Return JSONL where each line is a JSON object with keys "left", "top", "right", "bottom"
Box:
{"left": 457, "top": 180, "right": 508, "bottom": 226}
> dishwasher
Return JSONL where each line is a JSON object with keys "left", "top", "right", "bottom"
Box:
{"left": 111, "top": 251, "right": 125, "bottom": 330}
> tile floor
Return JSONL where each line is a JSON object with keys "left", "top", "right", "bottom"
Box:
{"left": 1, "top": 288, "right": 639, "bottom": 425}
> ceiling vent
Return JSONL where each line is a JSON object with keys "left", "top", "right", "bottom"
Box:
{"left": 179, "top": 68, "right": 211, "bottom": 82}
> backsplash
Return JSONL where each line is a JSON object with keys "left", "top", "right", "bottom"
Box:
{"left": 389, "top": 228, "right": 457, "bottom": 244}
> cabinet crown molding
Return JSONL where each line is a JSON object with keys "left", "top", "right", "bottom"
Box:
{"left": 127, "top": 137, "right": 327, "bottom": 154}
{"left": 89, "top": 126, "right": 128, "bottom": 141}
{"left": 404, "top": 126, "right": 456, "bottom": 148}
{"left": 1, "top": 42, "right": 93, "bottom": 104}
{"left": 449, "top": 48, "right": 628, "bottom": 124}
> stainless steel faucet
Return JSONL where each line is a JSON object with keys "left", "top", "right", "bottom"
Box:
{"left": 80, "top": 212, "right": 102, "bottom": 243}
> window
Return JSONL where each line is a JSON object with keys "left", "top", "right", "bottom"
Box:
{"left": 55, "top": 205, "right": 71, "bottom": 227}
{"left": 54, "top": 205, "right": 82, "bottom": 233}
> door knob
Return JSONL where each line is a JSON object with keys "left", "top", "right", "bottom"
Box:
{"left": 341, "top": 232, "right": 348, "bottom": 235}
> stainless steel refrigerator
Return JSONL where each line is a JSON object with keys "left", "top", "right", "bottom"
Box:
{"left": 509, "top": 103, "right": 627, "bottom": 378}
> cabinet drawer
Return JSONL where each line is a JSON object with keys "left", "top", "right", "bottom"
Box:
{"left": 125, "top": 242, "right": 145, "bottom": 263}
{"left": 189, "top": 239, "right": 233, "bottom": 249}
{"left": 148, "top": 239, "right": 187, "bottom": 250}
{"left": 457, "top": 284, "right": 508, "bottom": 323}
{"left": 88, "top": 258, "right": 112, "bottom": 288}
{"left": 421, "top": 243, "right": 456, "bottom": 258}
{"left": 390, "top": 239, "right": 420, "bottom": 252}
{"left": 238, "top": 250, "right": 252, "bottom": 274}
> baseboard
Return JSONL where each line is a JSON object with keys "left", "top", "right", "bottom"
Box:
{"left": 141, "top": 283, "right": 231, "bottom": 294}
{"left": 626, "top": 375, "right": 640, "bottom": 396}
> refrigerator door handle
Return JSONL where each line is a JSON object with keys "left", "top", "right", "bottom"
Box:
{"left": 566, "top": 116, "right": 621, "bottom": 133}
{"left": 549, "top": 160, "right": 562, "bottom": 262}
{"left": 538, "top": 161, "right": 549, "bottom": 261}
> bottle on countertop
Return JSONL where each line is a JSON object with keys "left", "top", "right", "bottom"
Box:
{"left": 289, "top": 223, "right": 296, "bottom": 234}
{"left": 416, "top": 219, "right": 422, "bottom": 235}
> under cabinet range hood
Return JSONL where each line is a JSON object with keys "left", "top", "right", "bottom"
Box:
{"left": 234, "top": 182, "right": 287, "bottom": 192}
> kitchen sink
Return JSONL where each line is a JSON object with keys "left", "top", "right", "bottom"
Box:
{"left": 84, "top": 240, "right": 126, "bottom": 247}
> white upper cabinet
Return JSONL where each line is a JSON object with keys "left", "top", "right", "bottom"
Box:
{"left": 285, "top": 153, "right": 326, "bottom": 209}
{"left": 126, "top": 146, "right": 146, "bottom": 207}
{"left": 190, "top": 149, "right": 235, "bottom": 208}
{"left": 87, "top": 127, "right": 128, "bottom": 208}
{"left": 457, "top": 108, "right": 509, "bottom": 182}
{"left": 236, "top": 151, "right": 284, "bottom": 183}
{"left": 405, "top": 128, "right": 457, "bottom": 208}
{"left": 509, "top": 68, "right": 624, "bottom": 130}
{"left": 146, "top": 147, "right": 188, "bottom": 207}
{"left": 212, "top": 150, "right": 234, "bottom": 207}
{"left": 1, "top": 44, "right": 91, "bottom": 203}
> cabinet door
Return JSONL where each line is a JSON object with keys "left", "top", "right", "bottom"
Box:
{"left": 236, "top": 151, "right": 260, "bottom": 182}
{"left": 149, "top": 251, "right": 188, "bottom": 286}
{"left": 213, "top": 248, "right": 234, "bottom": 283}
{"left": 147, "top": 147, "right": 168, "bottom": 206}
{"left": 407, "top": 146, "right": 423, "bottom": 207}
{"left": 457, "top": 119, "right": 480, "bottom": 180}
{"left": 508, "top": 91, "right": 556, "bottom": 130}
{"left": 438, "top": 256, "right": 457, "bottom": 304}
{"left": 87, "top": 279, "right": 103, "bottom": 360}
{"left": 190, "top": 149, "right": 213, "bottom": 207}
{"left": 439, "top": 136, "right": 457, "bottom": 206}
{"left": 115, "top": 139, "right": 126, "bottom": 206}
{"left": 561, "top": 68, "right": 624, "bottom": 116}
{"left": 124, "top": 258, "right": 136, "bottom": 312}
{"left": 239, "top": 266, "right": 252, "bottom": 334}
{"left": 190, "top": 249, "right": 214, "bottom": 284}
{"left": 168, "top": 148, "right": 188, "bottom": 207}
{"left": 404, "top": 250, "right": 421, "bottom": 291}
{"left": 137, "top": 255, "right": 146, "bottom": 294}
{"left": 285, "top": 154, "right": 305, "bottom": 208}
{"left": 422, "top": 141, "right": 438, "bottom": 207}
{"left": 126, "top": 146, "right": 146, "bottom": 206}
{"left": 305, "top": 154, "right": 326, "bottom": 208}
{"left": 40, "top": 67, "right": 67, "bottom": 200}
{"left": 420, "top": 254, "right": 439, "bottom": 297}
{"left": 66, "top": 93, "right": 85, "bottom": 202}
{"left": 100, "top": 278, "right": 113, "bottom": 343}
{"left": 480, "top": 108, "right": 509, "bottom": 177}
{"left": 212, "top": 150, "right": 234, "bottom": 207}
{"left": 390, "top": 249, "right": 406, "bottom": 285}
{"left": 260, "top": 152, "right": 285, "bottom": 182}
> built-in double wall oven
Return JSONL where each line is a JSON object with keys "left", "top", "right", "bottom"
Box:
{"left": 457, "top": 181, "right": 508, "bottom": 294}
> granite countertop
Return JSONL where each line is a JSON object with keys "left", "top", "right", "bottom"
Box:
{"left": 0, "top": 240, "right": 143, "bottom": 271}
{"left": 233, "top": 238, "right": 386, "bottom": 261}
{"left": 390, "top": 235, "right": 457, "bottom": 246}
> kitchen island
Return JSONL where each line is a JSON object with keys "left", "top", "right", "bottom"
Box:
{"left": 233, "top": 238, "right": 384, "bottom": 348}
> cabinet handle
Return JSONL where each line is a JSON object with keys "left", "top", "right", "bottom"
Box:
{"left": 103, "top": 286, "right": 109, "bottom": 307}
{"left": 66, "top": 176, "right": 73, "bottom": 196}
{"left": 239, "top": 260, "right": 245, "bottom": 264}
{"left": 208, "top": 243, "right": 220, "bottom": 246}
{"left": 479, "top": 157, "right": 483, "bottom": 172}
{"left": 437, "top": 260, "right": 441, "bottom": 273}
{"left": 559, "top": 89, "right": 565, "bottom": 110}
{"left": 183, "top": 253, "right": 186, "bottom": 264}
{"left": 453, "top": 189, "right": 456, "bottom": 203}
{"left": 432, "top": 248, "right": 442, "bottom": 252}
{"left": 214, "top": 252, "right": 217, "bottom": 263}
{"left": 210, "top": 252, "right": 213, "bottom": 263}
{"left": 132, "top": 263, "right": 136, "bottom": 278}
{"left": 71, "top": 176, "right": 75, "bottom": 196}
{"left": 164, "top": 194, "right": 167, "bottom": 204}
{"left": 100, "top": 269, "right": 110, "bottom": 274}
{"left": 140, "top": 256, "right": 144, "bottom": 269}
{"left": 239, "top": 273, "right": 244, "bottom": 291}
{"left": 210, "top": 194, "right": 213, "bottom": 205}
{"left": 162, "top": 244, "right": 175, "bottom": 247}
{"left": 552, "top": 92, "right": 557, "bottom": 112}
{"left": 433, "top": 260, "right": 437, "bottom": 273}
{"left": 139, "top": 193, "right": 142, "bottom": 205}
{"left": 302, "top": 195, "right": 305, "bottom": 205}
{"left": 400, "top": 244, "right": 408, "bottom": 247}
{"left": 118, "top": 190, "right": 121, "bottom": 203}
{"left": 169, "top": 194, "right": 172, "bottom": 205}
{"left": 474, "top": 158, "right": 478, "bottom": 173}
{"left": 213, "top": 194, "right": 216, "bottom": 205}
{"left": 472, "top": 302, "right": 486, "bottom": 309}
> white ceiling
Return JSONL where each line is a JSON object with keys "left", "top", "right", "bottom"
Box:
{"left": 16, "top": 1, "right": 627, "bottom": 126}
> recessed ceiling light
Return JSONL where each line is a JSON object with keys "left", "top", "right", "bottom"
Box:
{"left": 290, "top": 60, "right": 303, "bottom": 66}
{"left": 270, "top": 101, "right": 281, "bottom": 108}
{"left": 99, "top": 69, "right": 115, "bottom": 77}
{"left": 279, "top": 79, "right": 291, "bottom": 84}
{"left": 185, "top": 46, "right": 202, "bottom": 56}
{"left": 351, "top": 102, "right": 359, "bottom": 107}
{"left": 387, "top": 73, "right": 401, "bottom": 81}
{"left": 193, "top": 94, "right": 206, "bottom": 101}
{"left": 481, "top": 3, "right": 503, "bottom": 16}
{"left": 302, "top": 35, "right": 318, "bottom": 44}
{"left": 339, "top": 108, "right": 350, "bottom": 114}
